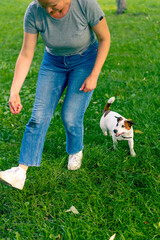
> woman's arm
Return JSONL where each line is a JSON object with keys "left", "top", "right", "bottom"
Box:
{"left": 9, "top": 31, "right": 38, "bottom": 114}
{"left": 80, "top": 17, "right": 110, "bottom": 92}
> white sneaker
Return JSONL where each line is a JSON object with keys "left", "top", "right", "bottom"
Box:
{"left": 0, "top": 166, "right": 26, "bottom": 190}
{"left": 68, "top": 151, "right": 83, "bottom": 170}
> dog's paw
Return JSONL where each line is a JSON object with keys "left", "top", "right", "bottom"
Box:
{"left": 131, "top": 151, "right": 136, "bottom": 157}
{"left": 113, "top": 144, "right": 117, "bottom": 150}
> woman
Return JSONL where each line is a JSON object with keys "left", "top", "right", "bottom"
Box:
{"left": 0, "top": 0, "right": 110, "bottom": 190}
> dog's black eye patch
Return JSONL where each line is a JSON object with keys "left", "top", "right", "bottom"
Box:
{"left": 122, "top": 125, "right": 125, "bottom": 128}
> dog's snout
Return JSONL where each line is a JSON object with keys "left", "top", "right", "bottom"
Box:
{"left": 113, "top": 129, "right": 118, "bottom": 134}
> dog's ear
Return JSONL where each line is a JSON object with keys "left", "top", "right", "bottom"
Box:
{"left": 127, "top": 120, "right": 136, "bottom": 127}
{"left": 115, "top": 116, "right": 123, "bottom": 122}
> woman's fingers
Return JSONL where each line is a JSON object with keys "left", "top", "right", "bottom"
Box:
{"left": 9, "top": 95, "right": 22, "bottom": 114}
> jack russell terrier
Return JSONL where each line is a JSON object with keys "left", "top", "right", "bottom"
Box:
{"left": 100, "top": 97, "right": 136, "bottom": 156}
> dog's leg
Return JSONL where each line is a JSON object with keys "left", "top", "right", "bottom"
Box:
{"left": 112, "top": 135, "right": 118, "bottom": 150}
{"left": 101, "top": 128, "right": 108, "bottom": 136}
{"left": 109, "top": 130, "right": 112, "bottom": 136}
{"left": 128, "top": 139, "right": 136, "bottom": 157}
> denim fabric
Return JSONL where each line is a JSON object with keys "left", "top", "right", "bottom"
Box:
{"left": 19, "top": 41, "right": 98, "bottom": 166}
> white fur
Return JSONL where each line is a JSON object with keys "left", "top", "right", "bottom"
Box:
{"left": 107, "top": 96, "right": 115, "bottom": 104}
{"left": 100, "top": 97, "right": 136, "bottom": 157}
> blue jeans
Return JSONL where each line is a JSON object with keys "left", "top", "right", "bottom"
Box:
{"left": 19, "top": 42, "right": 98, "bottom": 166}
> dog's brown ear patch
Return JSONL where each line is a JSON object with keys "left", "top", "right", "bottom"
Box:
{"left": 124, "top": 120, "right": 131, "bottom": 130}
{"left": 128, "top": 120, "right": 136, "bottom": 126}
{"left": 125, "top": 120, "right": 136, "bottom": 129}
{"left": 115, "top": 116, "right": 123, "bottom": 122}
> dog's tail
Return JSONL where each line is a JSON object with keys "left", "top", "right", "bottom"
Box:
{"left": 104, "top": 97, "right": 115, "bottom": 112}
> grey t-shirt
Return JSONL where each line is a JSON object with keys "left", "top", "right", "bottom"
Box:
{"left": 24, "top": 0, "right": 105, "bottom": 56}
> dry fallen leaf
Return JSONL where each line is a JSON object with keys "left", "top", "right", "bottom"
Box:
{"left": 109, "top": 234, "right": 116, "bottom": 240}
{"left": 135, "top": 130, "right": 143, "bottom": 134}
{"left": 65, "top": 205, "right": 79, "bottom": 214}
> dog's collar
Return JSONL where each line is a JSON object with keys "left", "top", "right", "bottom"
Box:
{"left": 121, "top": 136, "right": 132, "bottom": 139}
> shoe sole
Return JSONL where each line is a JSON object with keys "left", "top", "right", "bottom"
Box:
{"left": 68, "top": 165, "right": 81, "bottom": 170}
{"left": 0, "top": 177, "right": 23, "bottom": 190}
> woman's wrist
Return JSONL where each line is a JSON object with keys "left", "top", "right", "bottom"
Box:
{"left": 10, "top": 91, "right": 19, "bottom": 96}
{"left": 90, "top": 70, "right": 99, "bottom": 79}
{"left": 10, "top": 84, "right": 21, "bottom": 96}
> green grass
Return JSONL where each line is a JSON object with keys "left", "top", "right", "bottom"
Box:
{"left": 0, "top": 0, "right": 160, "bottom": 239}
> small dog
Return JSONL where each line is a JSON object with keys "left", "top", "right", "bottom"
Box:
{"left": 100, "top": 97, "right": 136, "bottom": 156}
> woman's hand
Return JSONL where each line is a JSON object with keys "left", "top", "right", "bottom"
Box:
{"left": 79, "top": 74, "right": 98, "bottom": 93}
{"left": 9, "top": 94, "right": 22, "bottom": 114}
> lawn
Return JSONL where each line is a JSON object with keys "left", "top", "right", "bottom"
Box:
{"left": 0, "top": 0, "right": 160, "bottom": 239}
